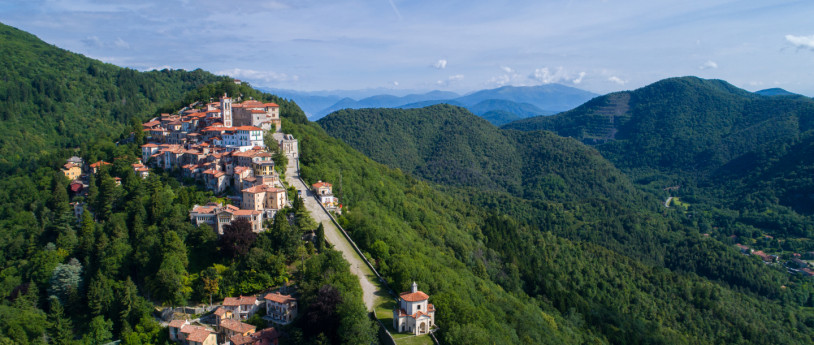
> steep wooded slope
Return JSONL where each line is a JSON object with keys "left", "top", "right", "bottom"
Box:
{"left": 298, "top": 108, "right": 814, "bottom": 344}
{"left": 0, "top": 22, "right": 225, "bottom": 173}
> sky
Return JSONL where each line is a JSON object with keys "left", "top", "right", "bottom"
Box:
{"left": 1, "top": 0, "right": 814, "bottom": 95}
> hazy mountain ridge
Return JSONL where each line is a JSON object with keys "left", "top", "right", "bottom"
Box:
{"left": 275, "top": 83, "right": 596, "bottom": 124}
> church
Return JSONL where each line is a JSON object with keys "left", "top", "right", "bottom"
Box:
{"left": 393, "top": 282, "right": 436, "bottom": 335}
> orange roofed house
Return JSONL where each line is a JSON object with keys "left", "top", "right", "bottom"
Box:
{"left": 311, "top": 180, "right": 337, "bottom": 207}
{"left": 168, "top": 320, "right": 216, "bottom": 345}
{"left": 262, "top": 292, "right": 298, "bottom": 325}
{"left": 222, "top": 295, "right": 263, "bottom": 320}
{"left": 393, "top": 282, "right": 436, "bottom": 335}
{"left": 190, "top": 202, "right": 264, "bottom": 234}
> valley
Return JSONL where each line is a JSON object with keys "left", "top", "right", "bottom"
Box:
{"left": 1, "top": 19, "right": 814, "bottom": 345}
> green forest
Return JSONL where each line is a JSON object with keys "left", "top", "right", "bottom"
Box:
{"left": 503, "top": 76, "right": 814, "bottom": 253}
{"left": 317, "top": 103, "right": 814, "bottom": 343}
{"left": 3, "top": 20, "right": 814, "bottom": 345}
{"left": 0, "top": 23, "right": 375, "bottom": 345}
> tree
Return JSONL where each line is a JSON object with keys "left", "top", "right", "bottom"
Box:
{"left": 219, "top": 218, "right": 257, "bottom": 258}
{"left": 48, "top": 258, "right": 83, "bottom": 304}
{"left": 49, "top": 172, "right": 70, "bottom": 216}
{"left": 201, "top": 267, "right": 220, "bottom": 306}
{"left": 47, "top": 297, "right": 74, "bottom": 345}
{"left": 84, "top": 315, "right": 113, "bottom": 345}
{"left": 304, "top": 285, "right": 342, "bottom": 342}
{"left": 315, "top": 223, "right": 326, "bottom": 252}
{"left": 87, "top": 272, "right": 114, "bottom": 317}
{"left": 272, "top": 151, "right": 288, "bottom": 174}
{"left": 295, "top": 208, "right": 317, "bottom": 232}
{"left": 86, "top": 173, "right": 98, "bottom": 214}
{"left": 116, "top": 277, "right": 140, "bottom": 327}
{"left": 269, "top": 212, "right": 300, "bottom": 258}
{"left": 95, "top": 173, "right": 118, "bottom": 222}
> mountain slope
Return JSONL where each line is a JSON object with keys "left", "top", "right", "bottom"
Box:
{"left": 502, "top": 76, "right": 814, "bottom": 256}
{"left": 755, "top": 88, "right": 800, "bottom": 97}
{"left": 0, "top": 22, "right": 225, "bottom": 173}
{"left": 504, "top": 77, "right": 814, "bottom": 174}
{"left": 318, "top": 104, "right": 640, "bottom": 203}
{"left": 309, "top": 105, "right": 814, "bottom": 344}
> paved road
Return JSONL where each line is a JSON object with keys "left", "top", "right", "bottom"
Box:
{"left": 284, "top": 156, "right": 379, "bottom": 311}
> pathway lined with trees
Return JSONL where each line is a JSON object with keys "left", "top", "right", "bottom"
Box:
{"left": 284, "top": 155, "right": 383, "bottom": 311}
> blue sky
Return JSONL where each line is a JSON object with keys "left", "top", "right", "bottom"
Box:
{"left": 1, "top": 0, "right": 814, "bottom": 95}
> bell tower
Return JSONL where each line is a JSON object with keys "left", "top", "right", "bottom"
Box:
{"left": 220, "top": 93, "right": 232, "bottom": 127}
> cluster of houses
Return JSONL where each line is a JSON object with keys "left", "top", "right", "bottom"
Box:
{"left": 133, "top": 93, "right": 305, "bottom": 234}
{"left": 61, "top": 155, "right": 151, "bottom": 202}
{"left": 734, "top": 243, "right": 777, "bottom": 263}
{"left": 735, "top": 243, "right": 814, "bottom": 277}
{"left": 169, "top": 292, "right": 296, "bottom": 345}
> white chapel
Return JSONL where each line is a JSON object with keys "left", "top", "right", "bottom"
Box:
{"left": 393, "top": 282, "right": 436, "bottom": 335}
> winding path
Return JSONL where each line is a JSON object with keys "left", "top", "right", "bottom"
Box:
{"left": 283, "top": 154, "right": 380, "bottom": 311}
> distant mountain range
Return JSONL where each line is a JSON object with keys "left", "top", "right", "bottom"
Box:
{"left": 262, "top": 84, "right": 598, "bottom": 124}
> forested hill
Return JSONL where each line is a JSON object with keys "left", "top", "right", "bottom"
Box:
{"left": 312, "top": 104, "right": 814, "bottom": 343}
{"left": 0, "top": 22, "right": 226, "bottom": 174}
{"left": 502, "top": 76, "right": 814, "bottom": 175}
{"left": 500, "top": 76, "right": 814, "bottom": 242}
{"left": 318, "top": 104, "right": 641, "bottom": 204}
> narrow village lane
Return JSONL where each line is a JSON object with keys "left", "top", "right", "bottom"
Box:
{"left": 283, "top": 155, "right": 380, "bottom": 311}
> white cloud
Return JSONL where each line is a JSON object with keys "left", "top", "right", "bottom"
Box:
{"left": 81, "top": 36, "right": 103, "bottom": 48}
{"left": 608, "top": 76, "right": 626, "bottom": 85}
{"left": 433, "top": 59, "right": 448, "bottom": 69}
{"left": 217, "top": 68, "right": 299, "bottom": 83}
{"left": 113, "top": 37, "right": 130, "bottom": 49}
{"left": 393, "top": 81, "right": 399, "bottom": 86}
{"left": 531, "top": 67, "right": 571, "bottom": 84}
{"left": 699, "top": 60, "right": 718, "bottom": 70}
{"left": 572, "top": 71, "right": 586, "bottom": 84}
{"left": 436, "top": 74, "right": 464, "bottom": 86}
{"left": 500, "top": 66, "right": 513, "bottom": 74}
{"left": 785, "top": 34, "right": 814, "bottom": 50}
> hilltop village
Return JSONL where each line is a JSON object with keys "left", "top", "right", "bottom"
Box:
{"left": 140, "top": 93, "right": 299, "bottom": 233}
{"left": 57, "top": 90, "right": 440, "bottom": 345}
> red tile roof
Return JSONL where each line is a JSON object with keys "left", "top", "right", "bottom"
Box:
{"left": 168, "top": 320, "right": 188, "bottom": 329}
{"left": 220, "top": 318, "right": 256, "bottom": 334}
{"left": 223, "top": 295, "right": 258, "bottom": 306}
{"left": 253, "top": 327, "right": 280, "bottom": 342}
{"left": 89, "top": 161, "right": 112, "bottom": 168}
{"left": 234, "top": 126, "right": 263, "bottom": 131}
{"left": 233, "top": 210, "right": 261, "bottom": 216}
{"left": 263, "top": 292, "right": 296, "bottom": 304}
{"left": 399, "top": 291, "right": 429, "bottom": 302}
{"left": 185, "top": 327, "right": 214, "bottom": 343}
{"left": 312, "top": 181, "right": 332, "bottom": 189}
{"left": 69, "top": 183, "right": 83, "bottom": 193}
{"left": 230, "top": 334, "right": 254, "bottom": 345}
